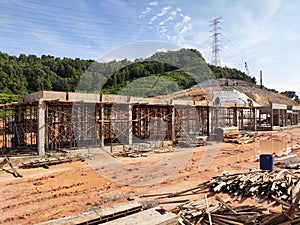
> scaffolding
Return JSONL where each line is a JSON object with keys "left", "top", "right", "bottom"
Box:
{"left": 0, "top": 91, "right": 299, "bottom": 156}
{"left": 0, "top": 103, "right": 37, "bottom": 155}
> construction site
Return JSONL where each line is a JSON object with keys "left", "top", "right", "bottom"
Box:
{"left": 1, "top": 83, "right": 300, "bottom": 224}
{"left": 1, "top": 83, "right": 300, "bottom": 156}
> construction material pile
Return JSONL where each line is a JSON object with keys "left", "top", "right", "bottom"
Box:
{"left": 19, "top": 155, "right": 85, "bottom": 169}
{"left": 150, "top": 170, "right": 300, "bottom": 204}
{"left": 141, "top": 169, "right": 300, "bottom": 224}
{"left": 223, "top": 131, "right": 257, "bottom": 144}
{"left": 210, "top": 170, "right": 300, "bottom": 203}
{"left": 175, "top": 193, "right": 300, "bottom": 225}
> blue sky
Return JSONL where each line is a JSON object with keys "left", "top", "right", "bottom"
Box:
{"left": 1, "top": 0, "right": 300, "bottom": 94}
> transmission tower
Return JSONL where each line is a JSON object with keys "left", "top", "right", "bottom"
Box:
{"left": 245, "top": 62, "right": 250, "bottom": 76}
{"left": 210, "top": 17, "right": 222, "bottom": 66}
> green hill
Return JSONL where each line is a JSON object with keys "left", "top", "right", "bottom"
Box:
{"left": 0, "top": 49, "right": 256, "bottom": 102}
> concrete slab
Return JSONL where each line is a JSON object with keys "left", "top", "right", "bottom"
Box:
{"left": 35, "top": 202, "right": 143, "bottom": 225}
{"left": 102, "top": 207, "right": 178, "bottom": 225}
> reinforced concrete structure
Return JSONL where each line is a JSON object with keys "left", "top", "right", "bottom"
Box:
{"left": 0, "top": 91, "right": 299, "bottom": 156}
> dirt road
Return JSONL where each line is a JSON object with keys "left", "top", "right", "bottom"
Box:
{"left": 1, "top": 128, "right": 300, "bottom": 224}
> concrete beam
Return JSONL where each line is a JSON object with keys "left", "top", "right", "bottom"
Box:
{"left": 292, "top": 105, "right": 300, "bottom": 111}
{"left": 272, "top": 103, "right": 287, "bottom": 110}
{"left": 19, "top": 91, "right": 67, "bottom": 103}
{"left": 102, "top": 94, "right": 128, "bottom": 103}
{"left": 68, "top": 92, "right": 100, "bottom": 103}
{"left": 194, "top": 101, "right": 209, "bottom": 106}
{"left": 171, "top": 99, "right": 194, "bottom": 106}
{"left": 129, "top": 97, "right": 150, "bottom": 104}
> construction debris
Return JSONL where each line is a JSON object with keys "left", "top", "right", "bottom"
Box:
{"left": 175, "top": 192, "right": 300, "bottom": 225}
{"left": 209, "top": 170, "right": 300, "bottom": 203}
{"left": 146, "top": 170, "right": 300, "bottom": 205}
{"left": 19, "top": 155, "right": 85, "bottom": 169}
{"left": 223, "top": 131, "right": 257, "bottom": 144}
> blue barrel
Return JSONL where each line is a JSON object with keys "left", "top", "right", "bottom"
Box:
{"left": 259, "top": 154, "right": 274, "bottom": 172}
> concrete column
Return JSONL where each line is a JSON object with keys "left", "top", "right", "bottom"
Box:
{"left": 128, "top": 104, "right": 132, "bottom": 145}
{"left": 208, "top": 106, "right": 212, "bottom": 135}
{"left": 38, "top": 98, "right": 46, "bottom": 156}
{"left": 278, "top": 109, "right": 281, "bottom": 126}
{"left": 171, "top": 106, "right": 175, "bottom": 143}
{"left": 240, "top": 109, "right": 243, "bottom": 129}
{"left": 258, "top": 110, "right": 261, "bottom": 127}
{"left": 100, "top": 105, "right": 104, "bottom": 147}
{"left": 253, "top": 108, "right": 257, "bottom": 131}
{"left": 233, "top": 108, "right": 238, "bottom": 127}
{"left": 271, "top": 109, "right": 274, "bottom": 130}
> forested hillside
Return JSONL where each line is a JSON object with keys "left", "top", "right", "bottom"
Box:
{"left": 0, "top": 49, "right": 256, "bottom": 102}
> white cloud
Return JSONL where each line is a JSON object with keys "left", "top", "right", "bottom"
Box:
{"left": 142, "top": 7, "right": 151, "bottom": 15}
{"left": 139, "top": 3, "right": 192, "bottom": 46}
{"left": 139, "top": 7, "right": 152, "bottom": 18}
{"left": 138, "top": 1, "right": 159, "bottom": 19}
{"left": 149, "top": 1, "right": 159, "bottom": 6}
{"left": 170, "top": 11, "right": 177, "bottom": 17}
{"left": 157, "top": 6, "right": 171, "bottom": 17}
{"left": 182, "top": 15, "right": 191, "bottom": 23}
{"left": 149, "top": 15, "right": 158, "bottom": 24}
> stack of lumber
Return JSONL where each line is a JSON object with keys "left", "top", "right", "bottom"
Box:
{"left": 223, "top": 131, "right": 257, "bottom": 144}
{"left": 176, "top": 192, "right": 300, "bottom": 225}
{"left": 145, "top": 170, "right": 300, "bottom": 204}
{"left": 19, "top": 155, "right": 85, "bottom": 169}
{"left": 142, "top": 170, "right": 300, "bottom": 224}
{"left": 209, "top": 170, "right": 300, "bottom": 203}
{"left": 113, "top": 149, "right": 149, "bottom": 157}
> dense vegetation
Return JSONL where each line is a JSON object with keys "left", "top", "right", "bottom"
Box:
{"left": 0, "top": 49, "right": 258, "bottom": 102}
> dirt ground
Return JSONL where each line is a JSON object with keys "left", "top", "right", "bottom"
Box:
{"left": 1, "top": 127, "right": 300, "bottom": 225}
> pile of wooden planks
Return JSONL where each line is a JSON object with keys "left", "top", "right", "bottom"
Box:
{"left": 175, "top": 192, "right": 300, "bottom": 225}
{"left": 146, "top": 170, "right": 300, "bottom": 204}
{"left": 19, "top": 155, "right": 85, "bottom": 169}
{"left": 113, "top": 149, "right": 150, "bottom": 158}
{"left": 209, "top": 170, "right": 300, "bottom": 203}
{"left": 223, "top": 131, "right": 257, "bottom": 144}
{"left": 142, "top": 170, "right": 300, "bottom": 224}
